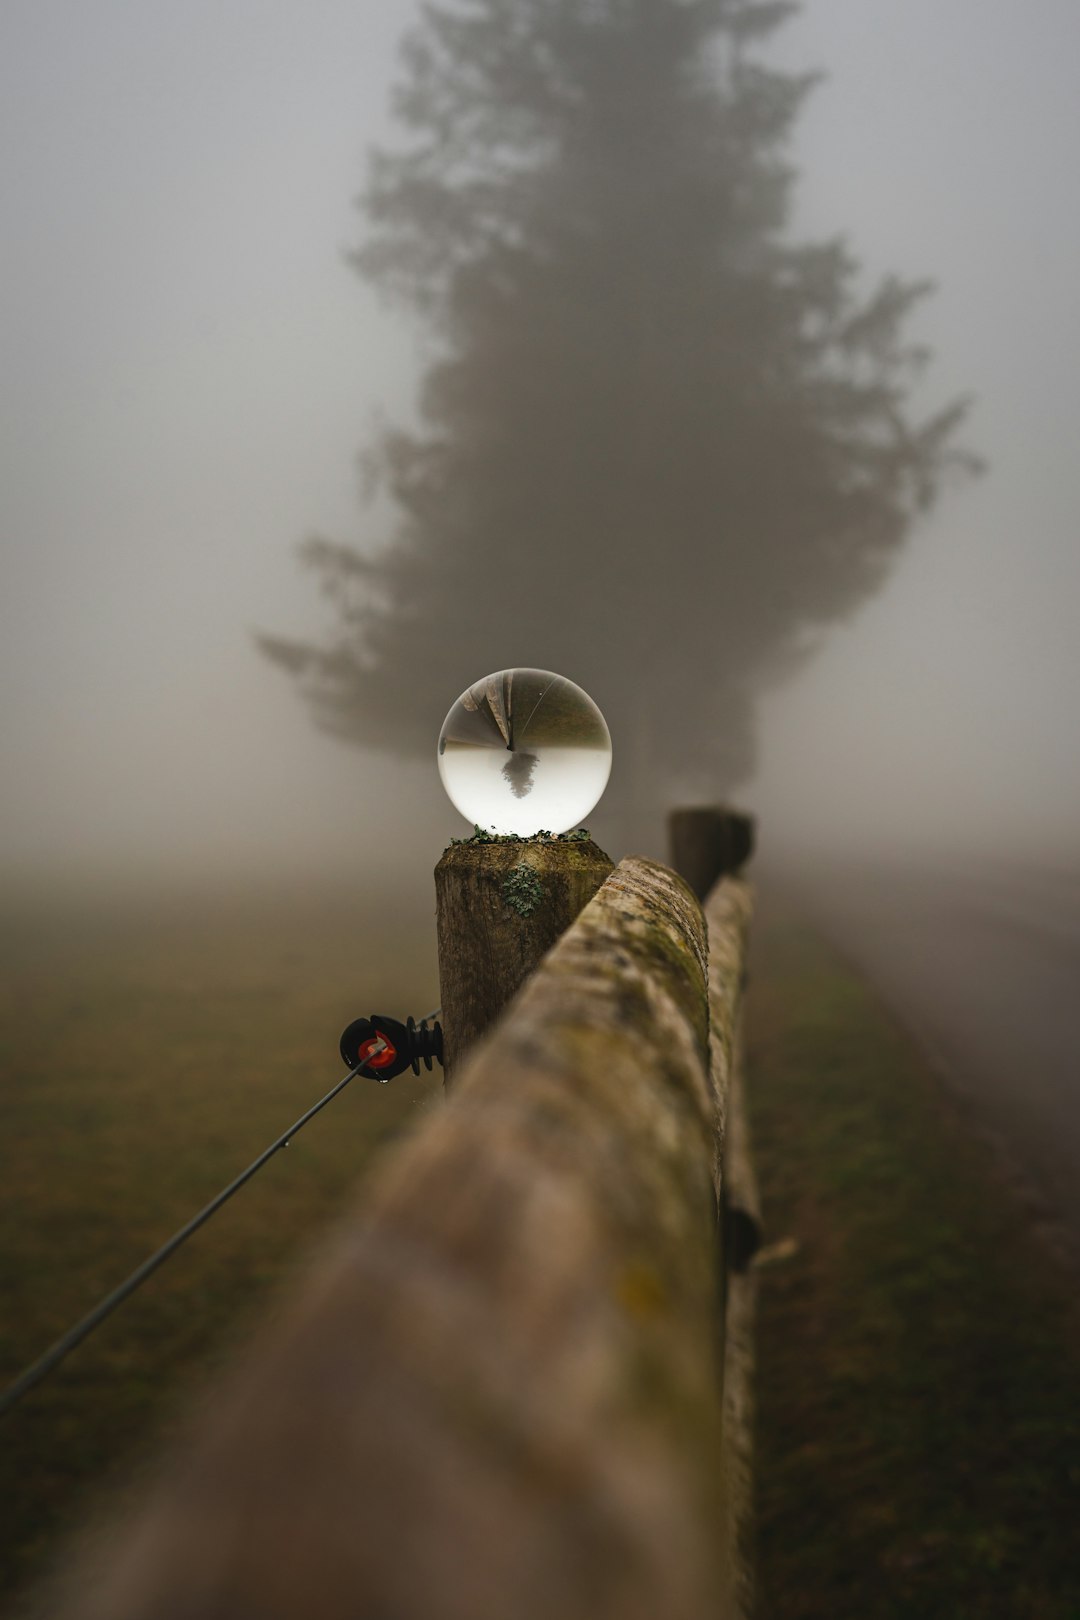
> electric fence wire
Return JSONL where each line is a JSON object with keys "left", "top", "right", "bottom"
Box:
{"left": 0, "top": 1007, "right": 441, "bottom": 1420}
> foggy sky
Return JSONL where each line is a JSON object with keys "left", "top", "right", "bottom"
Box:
{"left": 2, "top": 0, "right": 1079, "bottom": 893}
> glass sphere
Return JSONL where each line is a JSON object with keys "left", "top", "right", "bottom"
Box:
{"left": 438, "top": 668, "right": 612, "bottom": 835}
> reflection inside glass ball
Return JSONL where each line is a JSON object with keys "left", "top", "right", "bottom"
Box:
{"left": 438, "top": 669, "right": 612, "bottom": 835}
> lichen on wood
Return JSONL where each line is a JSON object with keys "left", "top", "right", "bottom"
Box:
{"left": 501, "top": 861, "right": 545, "bottom": 917}
{"left": 435, "top": 835, "right": 614, "bottom": 1082}
{"left": 447, "top": 825, "right": 596, "bottom": 848}
{"left": 703, "top": 875, "right": 757, "bottom": 1620}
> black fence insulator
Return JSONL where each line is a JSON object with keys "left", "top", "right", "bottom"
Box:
{"left": 339, "top": 1014, "right": 444, "bottom": 1084}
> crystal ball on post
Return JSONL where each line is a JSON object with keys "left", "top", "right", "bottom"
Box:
{"left": 438, "top": 669, "right": 612, "bottom": 835}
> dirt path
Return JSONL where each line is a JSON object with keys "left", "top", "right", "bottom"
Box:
{"left": 746, "top": 897, "right": 1080, "bottom": 1620}
{"left": 785, "top": 858, "right": 1080, "bottom": 1258}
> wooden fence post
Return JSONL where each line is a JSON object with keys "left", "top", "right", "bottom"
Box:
{"left": 667, "top": 807, "right": 755, "bottom": 900}
{"left": 434, "top": 836, "right": 613, "bottom": 1085}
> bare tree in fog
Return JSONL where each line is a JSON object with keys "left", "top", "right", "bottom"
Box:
{"left": 260, "top": 0, "right": 975, "bottom": 843}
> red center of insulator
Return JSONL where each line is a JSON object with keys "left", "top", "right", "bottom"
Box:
{"left": 357, "top": 1035, "right": 397, "bottom": 1070}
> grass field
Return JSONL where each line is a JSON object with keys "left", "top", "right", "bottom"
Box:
{"left": 0, "top": 883, "right": 443, "bottom": 1612}
{"left": 4, "top": 882, "right": 1080, "bottom": 1617}
{"left": 746, "top": 897, "right": 1080, "bottom": 1619}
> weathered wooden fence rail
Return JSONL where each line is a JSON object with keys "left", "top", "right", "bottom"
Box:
{"left": 47, "top": 818, "right": 755, "bottom": 1620}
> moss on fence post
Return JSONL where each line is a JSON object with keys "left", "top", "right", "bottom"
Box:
{"left": 434, "top": 833, "right": 613, "bottom": 1085}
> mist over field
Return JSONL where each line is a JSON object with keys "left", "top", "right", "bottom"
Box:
{"left": 5, "top": 9, "right": 1080, "bottom": 1615}
{"left": 1, "top": 0, "right": 1078, "bottom": 903}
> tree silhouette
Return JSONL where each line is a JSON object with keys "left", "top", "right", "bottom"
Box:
{"left": 260, "top": 0, "right": 975, "bottom": 843}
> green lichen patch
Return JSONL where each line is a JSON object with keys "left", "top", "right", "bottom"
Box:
{"left": 448, "top": 825, "right": 593, "bottom": 849}
{"left": 502, "top": 862, "right": 546, "bottom": 917}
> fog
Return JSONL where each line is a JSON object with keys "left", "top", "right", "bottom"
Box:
{"left": 3, "top": 0, "right": 1079, "bottom": 901}
{"left": 758, "top": 1, "right": 1080, "bottom": 868}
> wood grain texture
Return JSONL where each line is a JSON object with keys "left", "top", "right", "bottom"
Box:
{"left": 717, "top": 1033, "right": 758, "bottom": 1620}
{"left": 435, "top": 837, "right": 614, "bottom": 1083}
{"left": 45, "top": 858, "right": 752, "bottom": 1620}
{"left": 705, "top": 877, "right": 757, "bottom": 1620}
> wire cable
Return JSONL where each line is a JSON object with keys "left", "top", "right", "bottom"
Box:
{"left": 0, "top": 1007, "right": 440, "bottom": 1420}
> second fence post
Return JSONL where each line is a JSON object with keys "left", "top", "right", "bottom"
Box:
{"left": 668, "top": 806, "right": 755, "bottom": 900}
{"left": 434, "top": 835, "right": 614, "bottom": 1086}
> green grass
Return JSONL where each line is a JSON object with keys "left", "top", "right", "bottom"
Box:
{"left": 0, "top": 884, "right": 443, "bottom": 1612}
{"left": 7, "top": 883, "right": 1080, "bottom": 1618}
{"left": 746, "top": 897, "right": 1080, "bottom": 1620}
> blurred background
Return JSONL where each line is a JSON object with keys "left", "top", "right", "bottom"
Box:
{"left": 3, "top": 1, "right": 1079, "bottom": 1612}
{"left": 3, "top": 0, "right": 1078, "bottom": 896}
